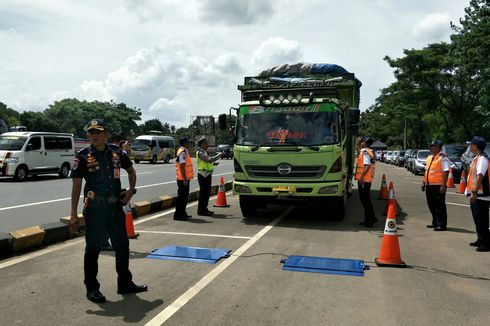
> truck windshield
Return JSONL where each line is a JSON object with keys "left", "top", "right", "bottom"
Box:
{"left": 131, "top": 139, "right": 150, "bottom": 151}
{"left": 236, "top": 103, "right": 339, "bottom": 146}
{"left": 0, "top": 136, "right": 27, "bottom": 150}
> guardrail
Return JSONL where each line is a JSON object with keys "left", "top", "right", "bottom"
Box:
{"left": 0, "top": 181, "right": 233, "bottom": 259}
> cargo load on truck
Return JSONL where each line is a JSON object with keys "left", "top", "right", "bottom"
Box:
{"left": 219, "top": 62, "right": 361, "bottom": 219}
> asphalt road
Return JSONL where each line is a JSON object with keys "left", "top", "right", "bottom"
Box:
{"left": 0, "top": 162, "right": 489, "bottom": 325}
{"left": 0, "top": 159, "right": 234, "bottom": 233}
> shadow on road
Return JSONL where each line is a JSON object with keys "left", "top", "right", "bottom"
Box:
{"left": 86, "top": 294, "right": 163, "bottom": 323}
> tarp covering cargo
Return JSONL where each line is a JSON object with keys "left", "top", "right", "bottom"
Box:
{"left": 257, "top": 63, "right": 362, "bottom": 87}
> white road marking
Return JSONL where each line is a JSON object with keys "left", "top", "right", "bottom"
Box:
{"left": 0, "top": 172, "right": 233, "bottom": 211}
{"left": 145, "top": 207, "right": 292, "bottom": 326}
{"left": 137, "top": 230, "right": 251, "bottom": 240}
{"left": 447, "top": 202, "right": 470, "bottom": 208}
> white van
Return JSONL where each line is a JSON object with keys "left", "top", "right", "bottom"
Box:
{"left": 0, "top": 132, "right": 74, "bottom": 181}
{"left": 130, "top": 135, "right": 175, "bottom": 164}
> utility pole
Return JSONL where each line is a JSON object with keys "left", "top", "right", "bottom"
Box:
{"left": 404, "top": 118, "right": 407, "bottom": 150}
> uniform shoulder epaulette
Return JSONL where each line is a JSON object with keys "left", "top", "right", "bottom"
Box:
{"left": 77, "top": 147, "right": 90, "bottom": 155}
{"left": 108, "top": 144, "right": 121, "bottom": 152}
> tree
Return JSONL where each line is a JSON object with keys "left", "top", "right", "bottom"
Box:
{"left": 0, "top": 102, "right": 21, "bottom": 127}
{"left": 451, "top": 0, "right": 490, "bottom": 134}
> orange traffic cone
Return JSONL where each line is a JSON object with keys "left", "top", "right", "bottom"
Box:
{"left": 214, "top": 176, "right": 230, "bottom": 207}
{"left": 375, "top": 204, "right": 406, "bottom": 267}
{"left": 446, "top": 167, "right": 455, "bottom": 188}
{"left": 383, "top": 181, "right": 399, "bottom": 216}
{"left": 457, "top": 170, "right": 467, "bottom": 194}
{"left": 125, "top": 204, "right": 139, "bottom": 239}
{"left": 378, "top": 174, "right": 388, "bottom": 200}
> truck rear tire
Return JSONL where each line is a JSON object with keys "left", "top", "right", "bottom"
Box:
{"left": 239, "top": 195, "right": 259, "bottom": 217}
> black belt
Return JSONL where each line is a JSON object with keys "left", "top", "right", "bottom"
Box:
{"left": 87, "top": 195, "right": 119, "bottom": 204}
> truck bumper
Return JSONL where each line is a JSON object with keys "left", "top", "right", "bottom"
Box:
{"left": 233, "top": 180, "right": 344, "bottom": 197}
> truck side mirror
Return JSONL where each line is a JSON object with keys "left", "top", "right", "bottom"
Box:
{"left": 348, "top": 108, "right": 360, "bottom": 124}
{"left": 218, "top": 114, "right": 227, "bottom": 130}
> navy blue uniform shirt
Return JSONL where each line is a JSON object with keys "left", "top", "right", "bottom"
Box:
{"left": 71, "top": 144, "right": 132, "bottom": 198}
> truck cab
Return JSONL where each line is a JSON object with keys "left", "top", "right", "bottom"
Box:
{"left": 223, "top": 63, "right": 361, "bottom": 219}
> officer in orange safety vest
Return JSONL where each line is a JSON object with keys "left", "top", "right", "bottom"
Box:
{"left": 465, "top": 136, "right": 490, "bottom": 251}
{"left": 355, "top": 136, "right": 377, "bottom": 227}
{"left": 422, "top": 140, "right": 450, "bottom": 231}
{"left": 174, "top": 136, "right": 194, "bottom": 221}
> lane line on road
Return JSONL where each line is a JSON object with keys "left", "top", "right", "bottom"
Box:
{"left": 0, "top": 172, "right": 233, "bottom": 211}
{"left": 136, "top": 230, "right": 251, "bottom": 240}
{"left": 145, "top": 207, "right": 293, "bottom": 326}
{"left": 447, "top": 202, "right": 470, "bottom": 208}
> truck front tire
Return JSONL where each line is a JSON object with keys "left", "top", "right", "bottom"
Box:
{"left": 239, "top": 195, "right": 258, "bottom": 217}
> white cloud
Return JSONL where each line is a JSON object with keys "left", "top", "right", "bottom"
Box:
{"left": 71, "top": 39, "right": 243, "bottom": 126}
{"left": 252, "top": 37, "right": 303, "bottom": 71}
{"left": 196, "top": 0, "right": 274, "bottom": 25}
{"left": 412, "top": 12, "right": 451, "bottom": 41}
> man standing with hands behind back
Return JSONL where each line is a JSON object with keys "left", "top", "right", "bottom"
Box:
{"left": 355, "top": 136, "right": 377, "bottom": 227}
{"left": 421, "top": 140, "right": 450, "bottom": 231}
{"left": 70, "top": 119, "right": 147, "bottom": 303}
{"left": 174, "top": 136, "right": 194, "bottom": 221}
{"left": 465, "top": 136, "right": 490, "bottom": 251}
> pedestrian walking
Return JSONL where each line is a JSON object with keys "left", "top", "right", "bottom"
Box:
{"left": 465, "top": 136, "right": 490, "bottom": 251}
{"left": 174, "top": 136, "right": 194, "bottom": 220}
{"left": 421, "top": 140, "right": 450, "bottom": 231}
{"left": 196, "top": 136, "right": 223, "bottom": 216}
{"left": 69, "top": 119, "right": 147, "bottom": 303}
{"left": 355, "top": 136, "right": 378, "bottom": 227}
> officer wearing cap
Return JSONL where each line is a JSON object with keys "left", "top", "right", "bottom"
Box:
{"left": 465, "top": 136, "right": 490, "bottom": 251}
{"left": 70, "top": 119, "right": 147, "bottom": 303}
{"left": 355, "top": 136, "right": 377, "bottom": 227}
{"left": 174, "top": 136, "right": 194, "bottom": 220}
{"left": 196, "top": 136, "right": 223, "bottom": 216}
{"left": 421, "top": 140, "right": 450, "bottom": 231}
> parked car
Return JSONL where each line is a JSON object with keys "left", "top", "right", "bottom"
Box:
{"left": 395, "top": 150, "right": 406, "bottom": 167}
{"left": 384, "top": 151, "right": 393, "bottom": 163}
{"left": 407, "top": 150, "right": 419, "bottom": 172}
{"left": 413, "top": 149, "right": 430, "bottom": 175}
{"left": 217, "top": 144, "right": 233, "bottom": 159}
{"left": 403, "top": 149, "right": 413, "bottom": 168}
{"left": 442, "top": 144, "right": 467, "bottom": 183}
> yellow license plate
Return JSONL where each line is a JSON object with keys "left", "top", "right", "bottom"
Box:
{"left": 272, "top": 186, "right": 296, "bottom": 192}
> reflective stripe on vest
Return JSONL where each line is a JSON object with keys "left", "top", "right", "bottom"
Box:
{"left": 196, "top": 149, "right": 214, "bottom": 172}
{"left": 175, "top": 147, "right": 194, "bottom": 180}
{"left": 467, "top": 154, "right": 490, "bottom": 196}
{"left": 423, "top": 154, "right": 445, "bottom": 185}
{"left": 355, "top": 148, "right": 375, "bottom": 182}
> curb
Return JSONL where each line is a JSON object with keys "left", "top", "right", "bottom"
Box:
{"left": 0, "top": 181, "right": 233, "bottom": 259}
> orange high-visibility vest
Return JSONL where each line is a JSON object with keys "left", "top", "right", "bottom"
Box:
{"left": 175, "top": 147, "right": 194, "bottom": 180}
{"left": 467, "top": 154, "right": 490, "bottom": 196}
{"left": 424, "top": 153, "right": 446, "bottom": 185}
{"left": 355, "top": 148, "right": 375, "bottom": 182}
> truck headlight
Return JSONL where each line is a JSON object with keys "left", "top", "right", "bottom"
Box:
{"left": 318, "top": 185, "right": 338, "bottom": 194}
{"left": 5, "top": 157, "right": 18, "bottom": 163}
{"left": 235, "top": 184, "right": 252, "bottom": 193}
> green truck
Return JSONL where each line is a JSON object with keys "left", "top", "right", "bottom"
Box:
{"left": 219, "top": 63, "right": 361, "bottom": 219}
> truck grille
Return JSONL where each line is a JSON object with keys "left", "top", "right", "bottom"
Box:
{"left": 246, "top": 165, "right": 326, "bottom": 178}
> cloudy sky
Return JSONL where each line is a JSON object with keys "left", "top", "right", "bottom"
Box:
{"left": 0, "top": 0, "right": 468, "bottom": 127}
